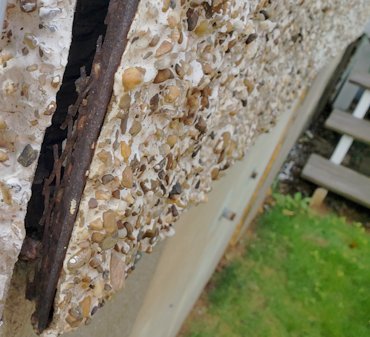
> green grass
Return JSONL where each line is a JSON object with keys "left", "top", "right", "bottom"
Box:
{"left": 183, "top": 194, "right": 370, "bottom": 337}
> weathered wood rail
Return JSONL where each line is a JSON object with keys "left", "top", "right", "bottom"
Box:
{"left": 325, "top": 109, "right": 370, "bottom": 145}
{"left": 302, "top": 154, "right": 370, "bottom": 208}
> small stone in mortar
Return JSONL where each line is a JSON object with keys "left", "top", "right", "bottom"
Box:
{"left": 17, "top": 144, "right": 38, "bottom": 167}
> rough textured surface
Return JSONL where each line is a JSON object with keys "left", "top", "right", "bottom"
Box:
{"left": 29, "top": 1, "right": 139, "bottom": 332}
{"left": 47, "top": 0, "right": 370, "bottom": 335}
{"left": 0, "top": 0, "right": 75, "bottom": 324}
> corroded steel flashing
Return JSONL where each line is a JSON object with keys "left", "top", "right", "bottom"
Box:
{"left": 30, "top": 0, "right": 140, "bottom": 332}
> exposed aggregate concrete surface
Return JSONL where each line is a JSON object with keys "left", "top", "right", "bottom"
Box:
{"left": 48, "top": 0, "right": 370, "bottom": 335}
{"left": 0, "top": 0, "right": 370, "bottom": 335}
{"left": 0, "top": 0, "right": 75, "bottom": 324}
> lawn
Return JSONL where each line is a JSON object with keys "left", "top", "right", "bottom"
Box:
{"left": 180, "top": 193, "right": 370, "bottom": 337}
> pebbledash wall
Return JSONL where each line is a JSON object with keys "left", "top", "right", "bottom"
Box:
{"left": 0, "top": 0, "right": 76, "bottom": 324}
{"left": 1, "top": 0, "right": 370, "bottom": 336}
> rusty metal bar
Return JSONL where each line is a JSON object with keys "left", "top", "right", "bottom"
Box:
{"left": 30, "top": 0, "right": 140, "bottom": 332}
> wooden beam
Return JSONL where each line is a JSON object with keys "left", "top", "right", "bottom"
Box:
{"left": 330, "top": 90, "right": 370, "bottom": 164}
{"left": 333, "top": 36, "right": 370, "bottom": 111}
{"left": 325, "top": 109, "right": 370, "bottom": 144}
{"left": 349, "top": 72, "right": 370, "bottom": 90}
{"left": 302, "top": 154, "right": 370, "bottom": 208}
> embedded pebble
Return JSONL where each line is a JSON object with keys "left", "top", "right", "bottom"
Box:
{"left": 153, "top": 69, "right": 174, "bottom": 83}
{"left": 100, "top": 235, "right": 119, "bottom": 251}
{"left": 122, "top": 67, "right": 144, "bottom": 91}
{"left": 155, "top": 40, "right": 173, "bottom": 57}
{"left": 51, "top": 75, "right": 61, "bottom": 88}
{"left": 103, "top": 210, "right": 118, "bottom": 234}
{"left": 69, "top": 307, "right": 82, "bottom": 321}
{"left": 91, "top": 232, "right": 105, "bottom": 243}
{"left": 121, "top": 166, "right": 133, "bottom": 189}
{"left": 120, "top": 141, "right": 131, "bottom": 162}
{"left": 110, "top": 252, "right": 125, "bottom": 291}
{"left": 166, "top": 135, "right": 177, "bottom": 148}
{"left": 129, "top": 121, "right": 142, "bottom": 136}
{"left": 211, "top": 168, "right": 219, "bottom": 180}
{"left": 101, "top": 174, "right": 114, "bottom": 185}
{"left": 88, "top": 198, "right": 98, "bottom": 209}
{"left": 65, "top": 314, "right": 82, "bottom": 328}
{"left": 23, "top": 33, "right": 38, "bottom": 49}
{"left": 149, "top": 35, "right": 160, "bottom": 47}
{"left": 175, "top": 63, "right": 185, "bottom": 78}
{"left": 67, "top": 248, "right": 92, "bottom": 270}
{"left": 112, "top": 190, "right": 121, "bottom": 199}
{"left": 89, "top": 218, "right": 103, "bottom": 231}
{"left": 164, "top": 85, "right": 181, "bottom": 103}
{"left": 0, "top": 151, "right": 9, "bottom": 162}
{"left": 186, "top": 8, "right": 199, "bottom": 31}
{"left": 0, "top": 119, "right": 7, "bottom": 130}
{"left": 0, "top": 183, "right": 12, "bottom": 205}
{"left": 80, "top": 296, "right": 91, "bottom": 318}
{"left": 160, "top": 143, "right": 171, "bottom": 156}
{"left": 39, "top": 7, "right": 62, "bottom": 19}
{"left": 20, "top": 0, "right": 37, "bottom": 13}
{"left": 17, "top": 144, "right": 38, "bottom": 167}
{"left": 44, "top": 101, "right": 57, "bottom": 115}
{"left": 119, "top": 94, "right": 131, "bottom": 110}
{"left": 95, "top": 190, "right": 111, "bottom": 200}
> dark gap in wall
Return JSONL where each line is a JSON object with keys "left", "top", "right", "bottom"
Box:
{"left": 24, "top": 0, "right": 110, "bottom": 242}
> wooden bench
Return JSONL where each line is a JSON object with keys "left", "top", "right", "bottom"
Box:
{"left": 325, "top": 109, "right": 370, "bottom": 145}
{"left": 302, "top": 154, "right": 370, "bottom": 208}
{"left": 302, "top": 44, "right": 370, "bottom": 209}
{"left": 349, "top": 72, "right": 370, "bottom": 90}
{"left": 333, "top": 36, "right": 370, "bottom": 111}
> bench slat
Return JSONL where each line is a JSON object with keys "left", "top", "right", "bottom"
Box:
{"left": 349, "top": 72, "right": 370, "bottom": 90}
{"left": 302, "top": 154, "right": 370, "bottom": 208}
{"left": 325, "top": 109, "right": 370, "bottom": 144}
